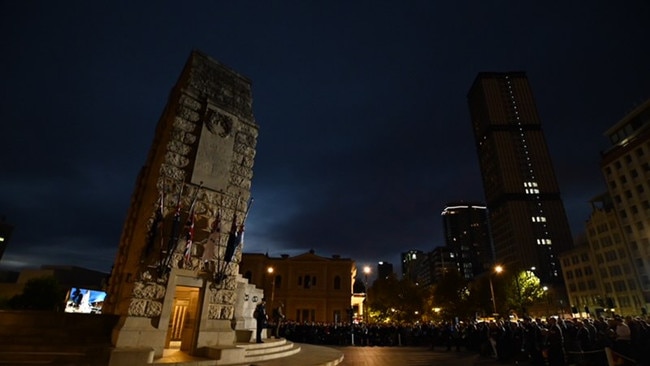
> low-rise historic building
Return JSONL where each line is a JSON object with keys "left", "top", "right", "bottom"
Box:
{"left": 240, "top": 251, "right": 357, "bottom": 323}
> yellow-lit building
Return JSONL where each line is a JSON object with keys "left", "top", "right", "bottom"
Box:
{"left": 560, "top": 194, "right": 645, "bottom": 317}
{"left": 239, "top": 250, "right": 357, "bottom": 323}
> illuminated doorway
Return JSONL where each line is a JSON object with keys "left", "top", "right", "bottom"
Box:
{"left": 166, "top": 285, "right": 200, "bottom": 352}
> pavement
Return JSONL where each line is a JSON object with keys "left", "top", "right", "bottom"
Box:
{"left": 252, "top": 345, "right": 507, "bottom": 366}
{"left": 154, "top": 342, "right": 509, "bottom": 366}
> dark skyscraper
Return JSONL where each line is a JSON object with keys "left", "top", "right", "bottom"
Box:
{"left": 441, "top": 202, "right": 493, "bottom": 280}
{"left": 377, "top": 261, "right": 394, "bottom": 280}
{"left": 467, "top": 72, "right": 574, "bottom": 284}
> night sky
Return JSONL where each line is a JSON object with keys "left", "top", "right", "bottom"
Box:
{"left": 2, "top": 1, "right": 649, "bottom": 279}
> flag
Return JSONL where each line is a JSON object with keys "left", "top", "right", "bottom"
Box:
{"left": 202, "top": 210, "right": 221, "bottom": 262}
{"left": 182, "top": 183, "right": 202, "bottom": 268}
{"left": 183, "top": 211, "right": 195, "bottom": 265}
{"left": 223, "top": 197, "right": 253, "bottom": 263}
{"left": 143, "top": 190, "right": 164, "bottom": 261}
{"left": 223, "top": 210, "right": 239, "bottom": 264}
{"left": 161, "top": 184, "right": 183, "bottom": 270}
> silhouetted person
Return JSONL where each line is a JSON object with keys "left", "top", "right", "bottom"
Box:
{"left": 273, "top": 302, "right": 285, "bottom": 338}
{"left": 254, "top": 298, "right": 268, "bottom": 343}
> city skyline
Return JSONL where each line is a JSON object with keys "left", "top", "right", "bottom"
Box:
{"left": 1, "top": 2, "right": 650, "bottom": 277}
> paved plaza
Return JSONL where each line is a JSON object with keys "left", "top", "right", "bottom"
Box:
{"left": 252, "top": 344, "right": 502, "bottom": 366}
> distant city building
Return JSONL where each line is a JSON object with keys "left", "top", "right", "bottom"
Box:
{"left": 600, "top": 98, "right": 650, "bottom": 305}
{"left": 560, "top": 193, "right": 645, "bottom": 317}
{"left": 467, "top": 72, "right": 574, "bottom": 284}
{"left": 430, "top": 246, "right": 455, "bottom": 284}
{"left": 377, "top": 261, "right": 394, "bottom": 280}
{"left": 414, "top": 251, "right": 434, "bottom": 287}
{"left": 239, "top": 250, "right": 357, "bottom": 323}
{"left": 441, "top": 202, "right": 493, "bottom": 280}
{"left": 0, "top": 217, "right": 14, "bottom": 264}
{"left": 401, "top": 250, "right": 424, "bottom": 283}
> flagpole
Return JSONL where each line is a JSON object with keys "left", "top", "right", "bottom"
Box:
{"left": 182, "top": 182, "right": 203, "bottom": 268}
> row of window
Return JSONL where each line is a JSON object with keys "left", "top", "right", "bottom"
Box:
{"left": 244, "top": 272, "right": 344, "bottom": 290}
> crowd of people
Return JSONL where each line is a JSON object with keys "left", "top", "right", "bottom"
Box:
{"left": 269, "top": 314, "right": 650, "bottom": 365}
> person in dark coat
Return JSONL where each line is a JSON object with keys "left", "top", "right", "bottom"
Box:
{"left": 545, "top": 317, "right": 566, "bottom": 366}
{"left": 254, "top": 298, "right": 268, "bottom": 343}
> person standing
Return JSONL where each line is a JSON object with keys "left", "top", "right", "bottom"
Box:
{"left": 272, "top": 302, "right": 285, "bottom": 338}
{"left": 254, "top": 298, "right": 268, "bottom": 343}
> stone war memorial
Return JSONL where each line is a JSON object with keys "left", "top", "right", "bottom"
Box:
{"left": 102, "top": 50, "right": 292, "bottom": 365}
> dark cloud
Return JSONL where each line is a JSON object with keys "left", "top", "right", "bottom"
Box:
{"left": 1, "top": 1, "right": 649, "bottom": 276}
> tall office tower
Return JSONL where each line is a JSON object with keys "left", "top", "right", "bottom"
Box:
{"left": 441, "top": 202, "right": 493, "bottom": 280}
{"left": 601, "top": 98, "right": 650, "bottom": 304}
{"left": 467, "top": 72, "right": 574, "bottom": 284}
{"left": 430, "top": 246, "right": 455, "bottom": 284}
{"left": 401, "top": 250, "right": 424, "bottom": 283}
{"left": 377, "top": 261, "right": 394, "bottom": 280}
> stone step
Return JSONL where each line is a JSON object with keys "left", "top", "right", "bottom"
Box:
{"left": 243, "top": 343, "right": 301, "bottom": 364}
{"left": 242, "top": 341, "right": 296, "bottom": 356}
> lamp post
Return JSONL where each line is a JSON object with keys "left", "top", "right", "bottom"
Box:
{"left": 267, "top": 266, "right": 275, "bottom": 305}
{"left": 363, "top": 265, "right": 370, "bottom": 323}
{"left": 489, "top": 265, "right": 503, "bottom": 316}
{"left": 542, "top": 286, "right": 549, "bottom": 317}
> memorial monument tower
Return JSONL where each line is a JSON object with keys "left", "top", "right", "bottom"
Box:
{"left": 104, "top": 50, "right": 261, "bottom": 362}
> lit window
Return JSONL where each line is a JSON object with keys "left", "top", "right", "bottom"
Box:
{"left": 532, "top": 216, "right": 547, "bottom": 222}
{"left": 536, "top": 238, "right": 552, "bottom": 245}
{"left": 525, "top": 188, "right": 540, "bottom": 194}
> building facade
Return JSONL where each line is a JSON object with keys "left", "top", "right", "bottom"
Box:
{"left": 239, "top": 251, "right": 357, "bottom": 324}
{"left": 561, "top": 193, "right": 646, "bottom": 317}
{"left": 401, "top": 250, "right": 424, "bottom": 283}
{"left": 600, "top": 98, "right": 650, "bottom": 305}
{"left": 441, "top": 202, "right": 493, "bottom": 280}
{"left": 467, "top": 72, "right": 574, "bottom": 285}
{"left": 377, "top": 261, "right": 394, "bottom": 280}
{"left": 430, "top": 246, "right": 455, "bottom": 284}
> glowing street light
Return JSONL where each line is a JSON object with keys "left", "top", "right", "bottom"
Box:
{"left": 267, "top": 266, "right": 275, "bottom": 304}
{"left": 489, "top": 265, "right": 503, "bottom": 315}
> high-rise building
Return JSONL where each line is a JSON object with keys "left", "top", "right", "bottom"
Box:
{"left": 401, "top": 250, "right": 424, "bottom": 283}
{"left": 600, "top": 98, "right": 650, "bottom": 305}
{"left": 467, "top": 72, "right": 574, "bottom": 284}
{"left": 377, "top": 261, "right": 394, "bottom": 280}
{"left": 441, "top": 202, "right": 493, "bottom": 279}
{"left": 430, "top": 246, "right": 455, "bottom": 284}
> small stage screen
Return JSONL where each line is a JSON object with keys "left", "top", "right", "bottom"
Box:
{"left": 64, "top": 287, "right": 106, "bottom": 314}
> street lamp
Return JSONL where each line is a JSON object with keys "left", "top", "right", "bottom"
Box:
{"left": 267, "top": 266, "right": 275, "bottom": 305}
{"left": 542, "top": 286, "right": 549, "bottom": 317}
{"left": 363, "top": 266, "right": 371, "bottom": 323}
{"left": 489, "top": 265, "right": 503, "bottom": 315}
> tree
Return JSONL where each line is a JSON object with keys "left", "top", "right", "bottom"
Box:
{"left": 432, "top": 269, "right": 474, "bottom": 319}
{"left": 367, "top": 274, "right": 428, "bottom": 323}
{"left": 506, "top": 270, "right": 545, "bottom": 316}
{"left": 9, "top": 276, "right": 66, "bottom": 311}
